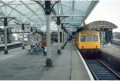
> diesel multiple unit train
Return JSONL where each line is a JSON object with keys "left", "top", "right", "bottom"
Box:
{"left": 75, "top": 29, "right": 100, "bottom": 50}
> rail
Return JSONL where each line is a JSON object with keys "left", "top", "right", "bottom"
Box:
{"left": 85, "top": 59, "right": 120, "bottom": 80}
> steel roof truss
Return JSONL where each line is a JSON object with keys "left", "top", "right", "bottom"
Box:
{"left": 20, "top": 0, "right": 43, "bottom": 22}
{"left": 0, "top": 1, "right": 36, "bottom": 23}
{"left": 7, "top": 5, "right": 18, "bottom": 16}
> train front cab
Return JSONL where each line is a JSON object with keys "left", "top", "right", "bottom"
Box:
{"left": 79, "top": 35, "right": 100, "bottom": 49}
{"left": 78, "top": 31, "right": 101, "bottom": 58}
{"left": 78, "top": 30, "right": 100, "bottom": 49}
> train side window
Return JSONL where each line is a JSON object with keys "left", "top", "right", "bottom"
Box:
{"left": 80, "top": 36, "right": 86, "bottom": 42}
{"left": 93, "top": 35, "right": 98, "bottom": 42}
{"left": 87, "top": 36, "right": 92, "bottom": 42}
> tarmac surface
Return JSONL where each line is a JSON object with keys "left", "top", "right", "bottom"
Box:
{"left": 0, "top": 43, "right": 91, "bottom": 80}
{"left": 100, "top": 44, "right": 120, "bottom": 59}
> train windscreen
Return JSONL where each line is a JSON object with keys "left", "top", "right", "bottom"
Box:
{"left": 87, "top": 36, "right": 92, "bottom": 42}
{"left": 93, "top": 35, "right": 98, "bottom": 42}
{"left": 80, "top": 36, "right": 86, "bottom": 42}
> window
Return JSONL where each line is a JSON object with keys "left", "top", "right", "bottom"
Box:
{"left": 87, "top": 36, "right": 92, "bottom": 42}
{"left": 80, "top": 36, "right": 86, "bottom": 42}
{"left": 93, "top": 35, "right": 98, "bottom": 42}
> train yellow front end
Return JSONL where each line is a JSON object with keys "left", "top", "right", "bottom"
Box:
{"left": 76, "top": 29, "right": 100, "bottom": 50}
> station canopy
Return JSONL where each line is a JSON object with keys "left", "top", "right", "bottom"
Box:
{"left": 87, "top": 21, "right": 118, "bottom": 30}
{"left": 0, "top": 0, "right": 99, "bottom": 32}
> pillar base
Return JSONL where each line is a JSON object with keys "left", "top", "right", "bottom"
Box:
{"left": 22, "top": 46, "right": 25, "bottom": 49}
{"left": 46, "top": 58, "right": 52, "bottom": 67}
{"left": 4, "top": 50, "right": 8, "bottom": 54}
{"left": 57, "top": 49, "right": 61, "bottom": 54}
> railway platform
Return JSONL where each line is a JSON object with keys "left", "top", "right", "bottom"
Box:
{"left": 0, "top": 42, "right": 22, "bottom": 52}
{"left": 0, "top": 43, "right": 92, "bottom": 80}
{"left": 100, "top": 44, "right": 120, "bottom": 71}
{"left": 100, "top": 44, "right": 120, "bottom": 59}
{"left": 112, "top": 39, "right": 120, "bottom": 45}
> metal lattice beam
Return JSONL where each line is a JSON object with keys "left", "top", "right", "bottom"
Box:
{"left": 20, "top": 0, "right": 43, "bottom": 23}
{"left": 0, "top": 1, "right": 36, "bottom": 23}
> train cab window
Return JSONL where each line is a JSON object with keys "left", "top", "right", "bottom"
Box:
{"left": 93, "top": 35, "right": 98, "bottom": 42}
{"left": 87, "top": 36, "right": 92, "bottom": 42}
{"left": 80, "top": 36, "right": 86, "bottom": 42}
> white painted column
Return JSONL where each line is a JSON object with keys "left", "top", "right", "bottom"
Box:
{"left": 46, "top": 15, "right": 52, "bottom": 67}
{"left": 46, "top": 15, "right": 51, "bottom": 59}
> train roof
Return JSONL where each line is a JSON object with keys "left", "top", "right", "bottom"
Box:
{"left": 76, "top": 27, "right": 85, "bottom": 33}
{"left": 79, "top": 29, "right": 99, "bottom": 34}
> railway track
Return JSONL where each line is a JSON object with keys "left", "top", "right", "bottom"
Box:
{"left": 86, "top": 59, "right": 120, "bottom": 80}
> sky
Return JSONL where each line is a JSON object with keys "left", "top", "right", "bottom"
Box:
{"left": 85, "top": 0, "right": 120, "bottom": 32}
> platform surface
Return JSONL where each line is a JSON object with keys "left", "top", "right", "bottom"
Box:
{"left": 0, "top": 43, "right": 91, "bottom": 80}
{"left": 100, "top": 44, "right": 120, "bottom": 59}
{"left": 0, "top": 42, "right": 22, "bottom": 47}
{"left": 39, "top": 43, "right": 91, "bottom": 80}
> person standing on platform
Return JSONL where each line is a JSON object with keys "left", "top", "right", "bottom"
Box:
{"left": 41, "top": 39, "right": 46, "bottom": 56}
{"left": 44, "top": 46, "right": 47, "bottom": 56}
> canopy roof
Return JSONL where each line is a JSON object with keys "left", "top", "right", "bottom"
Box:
{"left": 0, "top": 0, "right": 99, "bottom": 32}
{"left": 87, "top": 20, "right": 117, "bottom": 30}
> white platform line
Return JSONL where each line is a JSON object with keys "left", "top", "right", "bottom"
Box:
{"left": 76, "top": 47, "right": 94, "bottom": 80}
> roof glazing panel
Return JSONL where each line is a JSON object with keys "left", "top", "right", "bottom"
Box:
{"left": 0, "top": 0, "right": 99, "bottom": 32}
